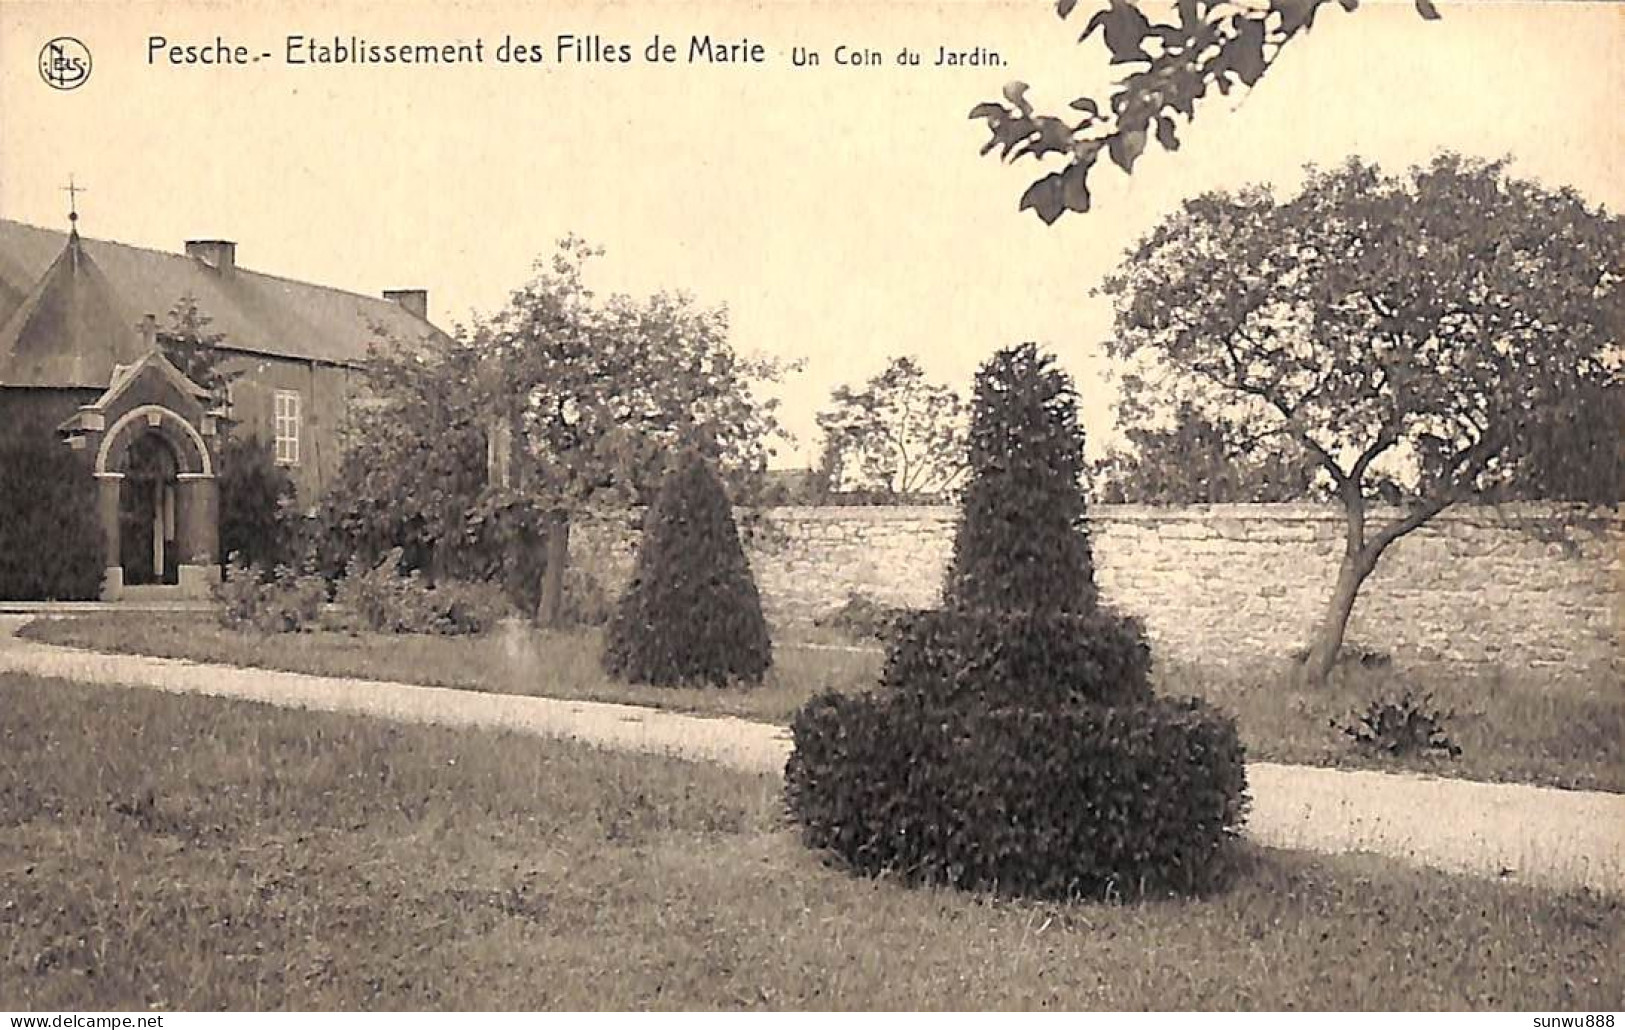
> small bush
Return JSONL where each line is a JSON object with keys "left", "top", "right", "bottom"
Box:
{"left": 1290, "top": 641, "right": 1394, "bottom": 670}
{"left": 813, "top": 591, "right": 910, "bottom": 642}
{"left": 334, "top": 549, "right": 510, "bottom": 636}
{"left": 0, "top": 425, "right": 105, "bottom": 601}
{"left": 334, "top": 550, "right": 428, "bottom": 632}
{"left": 215, "top": 561, "right": 327, "bottom": 633}
{"left": 217, "top": 436, "right": 298, "bottom": 571}
{"left": 426, "top": 579, "right": 513, "bottom": 636}
{"left": 1335, "top": 689, "right": 1462, "bottom": 759}
{"left": 881, "top": 606, "right": 1153, "bottom": 708}
{"left": 785, "top": 690, "right": 1249, "bottom": 900}
{"left": 602, "top": 449, "right": 772, "bottom": 687}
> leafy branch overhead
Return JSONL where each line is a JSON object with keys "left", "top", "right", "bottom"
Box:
{"left": 974, "top": 0, "right": 1441, "bottom": 222}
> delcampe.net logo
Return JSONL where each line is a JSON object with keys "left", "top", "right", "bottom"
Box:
{"left": 39, "top": 37, "right": 92, "bottom": 90}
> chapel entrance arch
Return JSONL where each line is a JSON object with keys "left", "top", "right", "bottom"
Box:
{"left": 92, "top": 404, "right": 218, "bottom": 596}
{"left": 116, "top": 431, "right": 180, "bottom": 585}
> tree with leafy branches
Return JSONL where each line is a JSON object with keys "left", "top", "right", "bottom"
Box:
{"left": 1097, "top": 369, "right": 1620, "bottom": 508}
{"left": 159, "top": 295, "right": 238, "bottom": 408}
{"left": 310, "top": 334, "right": 498, "bottom": 586}
{"left": 974, "top": 0, "right": 1441, "bottom": 221}
{"left": 472, "top": 237, "right": 793, "bottom": 625}
{"left": 1092, "top": 398, "right": 1320, "bottom": 504}
{"left": 315, "top": 237, "right": 793, "bottom": 626}
{"left": 815, "top": 356, "right": 968, "bottom": 500}
{"left": 1490, "top": 379, "right": 1622, "bottom": 507}
{"left": 1101, "top": 153, "right": 1622, "bottom": 684}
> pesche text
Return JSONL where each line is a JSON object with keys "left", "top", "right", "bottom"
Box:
{"left": 144, "top": 34, "right": 770, "bottom": 66}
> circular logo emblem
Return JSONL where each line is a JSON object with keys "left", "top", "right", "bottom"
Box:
{"left": 39, "top": 37, "right": 92, "bottom": 91}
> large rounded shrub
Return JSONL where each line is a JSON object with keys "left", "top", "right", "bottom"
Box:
{"left": 785, "top": 690, "right": 1249, "bottom": 899}
{"left": 0, "top": 423, "right": 104, "bottom": 600}
{"left": 601, "top": 449, "right": 772, "bottom": 686}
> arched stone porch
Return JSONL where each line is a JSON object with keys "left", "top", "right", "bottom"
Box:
{"left": 91, "top": 404, "right": 218, "bottom": 598}
{"left": 59, "top": 350, "right": 223, "bottom": 600}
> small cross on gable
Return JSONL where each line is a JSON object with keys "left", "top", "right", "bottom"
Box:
{"left": 61, "top": 175, "right": 87, "bottom": 227}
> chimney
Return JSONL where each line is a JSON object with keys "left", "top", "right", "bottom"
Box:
{"left": 185, "top": 240, "right": 236, "bottom": 275}
{"left": 383, "top": 288, "right": 429, "bottom": 321}
{"left": 140, "top": 313, "right": 158, "bottom": 349}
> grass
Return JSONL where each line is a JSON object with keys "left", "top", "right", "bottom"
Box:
{"left": 1, "top": 672, "right": 1618, "bottom": 1011}
{"left": 19, "top": 613, "right": 880, "bottom": 724}
{"left": 20, "top": 613, "right": 1623, "bottom": 793}
{"left": 1159, "top": 657, "right": 1625, "bottom": 793}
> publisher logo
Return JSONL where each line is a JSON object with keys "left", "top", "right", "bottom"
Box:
{"left": 39, "top": 37, "right": 92, "bottom": 90}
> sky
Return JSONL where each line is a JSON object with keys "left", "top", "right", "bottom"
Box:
{"left": 2, "top": 0, "right": 1619, "bottom": 467}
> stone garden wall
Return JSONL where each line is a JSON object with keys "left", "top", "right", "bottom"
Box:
{"left": 572, "top": 504, "right": 1622, "bottom": 673}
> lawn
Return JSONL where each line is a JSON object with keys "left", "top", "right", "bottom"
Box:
{"left": 1, "top": 673, "right": 1618, "bottom": 1011}
{"left": 19, "top": 613, "right": 880, "bottom": 723}
{"left": 18, "top": 614, "right": 1625, "bottom": 793}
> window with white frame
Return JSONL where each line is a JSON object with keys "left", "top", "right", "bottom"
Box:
{"left": 273, "top": 390, "right": 301, "bottom": 466}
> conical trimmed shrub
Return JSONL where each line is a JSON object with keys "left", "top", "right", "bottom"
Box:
{"left": 601, "top": 449, "right": 772, "bottom": 686}
{"left": 784, "top": 343, "right": 1248, "bottom": 901}
{"left": 883, "top": 343, "right": 1151, "bottom": 708}
{"left": 945, "top": 342, "right": 1097, "bottom": 614}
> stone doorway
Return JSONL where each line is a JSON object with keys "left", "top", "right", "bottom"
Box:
{"left": 88, "top": 402, "right": 217, "bottom": 599}
{"left": 57, "top": 351, "right": 223, "bottom": 600}
{"left": 117, "top": 431, "right": 180, "bottom": 586}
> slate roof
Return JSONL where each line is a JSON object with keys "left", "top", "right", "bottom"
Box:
{"left": 0, "top": 219, "right": 446, "bottom": 388}
{"left": 0, "top": 234, "right": 148, "bottom": 388}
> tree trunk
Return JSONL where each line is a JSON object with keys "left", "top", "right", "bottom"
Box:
{"left": 1300, "top": 550, "right": 1372, "bottom": 687}
{"left": 427, "top": 535, "right": 454, "bottom": 586}
{"left": 535, "top": 511, "right": 571, "bottom": 628}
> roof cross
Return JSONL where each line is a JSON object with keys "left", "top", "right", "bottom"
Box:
{"left": 62, "top": 175, "right": 86, "bottom": 227}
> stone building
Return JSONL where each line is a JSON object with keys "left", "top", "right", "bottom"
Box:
{"left": 0, "top": 214, "right": 447, "bottom": 598}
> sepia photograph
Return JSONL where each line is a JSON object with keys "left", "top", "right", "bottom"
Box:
{"left": 0, "top": 0, "right": 1620, "bottom": 1015}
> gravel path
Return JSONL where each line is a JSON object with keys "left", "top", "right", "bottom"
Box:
{"left": 1, "top": 615, "right": 1619, "bottom": 896}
